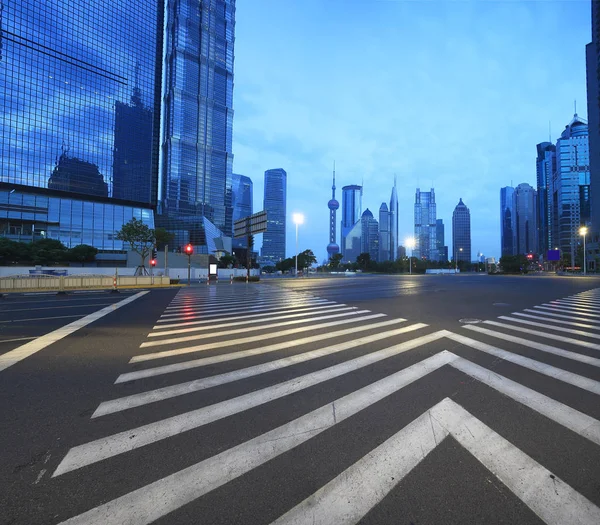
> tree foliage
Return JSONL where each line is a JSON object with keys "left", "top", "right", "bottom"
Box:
{"left": 154, "top": 227, "right": 174, "bottom": 250}
{"left": 67, "top": 244, "right": 98, "bottom": 265}
{"left": 0, "top": 238, "right": 98, "bottom": 266}
{"left": 115, "top": 218, "right": 155, "bottom": 267}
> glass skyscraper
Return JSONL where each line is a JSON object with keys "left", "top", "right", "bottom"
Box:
{"left": 389, "top": 180, "right": 398, "bottom": 261}
{"left": 500, "top": 186, "right": 515, "bottom": 256}
{"left": 513, "top": 183, "right": 537, "bottom": 255}
{"left": 587, "top": 0, "right": 600, "bottom": 237}
{"left": 0, "top": 0, "right": 162, "bottom": 204}
{"left": 231, "top": 173, "right": 253, "bottom": 249}
{"left": 261, "top": 168, "right": 287, "bottom": 264}
{"left": 452, "top": 198, "right": 471, "bottom": 263}
{"left": 414, "top": 188, "right": 437, "bottom": 260}
{"left": 378, "top": 202, "right": 390, "bottom": 262}
{"left": 158, "top": 0, "right": 236, "bottom": 249}
{"left": 341, "top": 184, "right": 362, "bottom": 261}
{"left": 536, "top": 143, "right": 556, "bottom": 256}
{"left": 360, "top": 209, "right": 379, "bottom": 262}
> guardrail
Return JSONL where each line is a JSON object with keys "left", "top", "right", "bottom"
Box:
{"left": 0, "top": 274, "right": 171, "bottom": 293}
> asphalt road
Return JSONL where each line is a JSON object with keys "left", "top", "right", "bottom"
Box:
{"left": 2, "top": 273, "right": 600, "bottom": 525}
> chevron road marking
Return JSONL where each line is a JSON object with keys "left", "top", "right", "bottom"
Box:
{"left": 497, "top": 316, "right": 600, "bottom": 340}
{"left": 535, "top": 305, "right": 600, "bottom": 317}
{"left": 551, "top": 300, "right": 600, "bottom": 311}
{"left": 522, "top": 309, "right": 600, "bottom": 324}
{"left": 117, "top": 318, "right": 411, "bottom": 383}
{"left": 511, "top": 312, "right": 600, "bottom": 330}
{"left": 160, "top": 297, "right": 329, "bottom": 316}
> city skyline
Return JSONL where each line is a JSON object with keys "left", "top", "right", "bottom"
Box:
{"left": 232, "top": 0, "right": 589, "bottom": 262}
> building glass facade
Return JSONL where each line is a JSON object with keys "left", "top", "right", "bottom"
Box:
{"left": 0, "top": 0, "right": 162, "bottom": 205}
{"left": 452, "top": 198, "right": 471, "bottom": 263}
{"left": 378, "top": 202, "right": 390, "bottom": 262}
{"left": 435, "top": 219, "right": 446, "bottom": 262}
{"left": 231, "top": 173, "right": 252, "bottom": 249}
{"left": 500, "top": 186, "right": 515, "bottom": 256}
{"left": 158, "top": 0, "right": 236, "bottom": 248}
{"left": 341, "top": 184, "right": 362, "bottom": 260}
{"left": 414, "top": 188, "right": 437, "bottom": 260}
{"left": 587, "top": 0, "right": 600, "bottom": 237}
{"left": 513, "top": 183, "right": 537, "bottom": 255}
{"left": 261, "top": 168, "right": 286, "bottom": 264}
{"left": 360, "top": 209, "right": 379, "bottom": 262}
{"left": 536, "top": 143, "right": 556, "bottom": 256}
{"left": 389, "top": 180, "right": 398, "bottom": 260}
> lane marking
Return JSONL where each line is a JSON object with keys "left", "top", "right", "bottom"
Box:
{"left": 272, "top": 398, "right": 600, "bottom": 525}
{"left": 511, "top": 312, "right": 600, "bottom": 331}
{"left": 523, "top": 309, "right": 600, "bottom": 324}
{"left": 553, "top": 298, "right": 600, "bottom": 307}
{"left": 0, "top": 303, "right": 114, "bottom": 314}
{"left": 534, "top": 305, "right": 600, "bottom": 318}
{"left": 117, "top": 318, "right": 411, "bottom": 383}
{"left": 148, "top": 306, "right": 357, "bottom": 337}
{"left": 550, "top": 301, "right": 600, "bottom": 312}
{"left": 160, "top": 298, "right": 328, "bottom": 316}
{"left": 55, "top": 352, "right": 457, "bottom": 523}
{"left": 132, "top": 313, "right": 387, "bottom": 363}
{"left": 537, "top": 304, "right": 600, "bottom": 317}
{"left": 0, "top": 314, "right": 85, "bottom": 324}
{"left": 164, "top": 296, "right": 308, "bottom": 310}
{"left": 497, "top": 316, "right": 600, "bottom": 340}
{"left": 141, "top": 309, "right": 374, "bottom": 348}
{"left": 0, "top": 336, "right": 37, "bottom": 344}
{"left": 95, "top": 323, "right": 427, "bottom": 417}
{"left": 462, "top": 325, "right": 600, "bottom": 368}
{"left": 482, "top": 320, "right": 600, "bottom": 351}
{"left": 53, "top": 330, "right": 445, "bottom": 477}
{"left": 152, "top": 303, "right": 341, "bottom": 330}
{"left": 0, "top": 292, "right": 148, "bottom": 373}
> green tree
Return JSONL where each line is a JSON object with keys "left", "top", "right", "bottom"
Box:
{"left": 499, "top": 255, "right": 528, "bottom": 274}
{"left": 297, "top": 249, "right": 317, "bottom": 270}
{"left": 30, "top": 239, "right": 68, "bottom": 266}
{"left": 154, "top": 227, "right": 174, "bottom": 250}
{"left": 115, "top": 218, "right": 155, "bottom": 270}
{"left": 67, "top": 244, "right": 98, "bottom": 266}
{"left": 0, "top": 238, "right": 30, "bottom": 265}
{"left": 218, "top": 253, "right": 236, "bottom": 269}
{"left": 275, "top": 257, "right": 295, "bottom": 273}
{"left": 356, "top": 252, "right": 371, "bottom": 271}
{"left": 328, "top": 253, "right": 343, "bottom": 270}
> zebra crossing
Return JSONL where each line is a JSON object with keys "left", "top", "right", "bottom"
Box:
{"left": 52, "top": 285, "right": 600, "bottom": 524}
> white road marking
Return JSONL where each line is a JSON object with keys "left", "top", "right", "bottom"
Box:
{"left": 55, "top": 352, "right": 457, "bottom": 524}
{"left": 161, "top": 298, "right": 327, "bottom": 316}
{"left": 497, "top": 316, "right": 600, "bottom": 340}
{"left": 117, "top": 318, "right": 410, "bottom": 383}
{"left": 534, "top": 305, "right": 600, "bottom": 318}
{"left": 539, "top": 303, "right": 600, "bottom": 316}
{"left": 148, "top": 306, "right": 357, "bottom": 337}
{"left": 0, "top": 292, "right": 148, "bottom": 372}
{"left": 446, "top": 332, "right": 600, "bottom": 395}
{"left": 482, "top": 320, "right": 600, "bottom": 351}
{"left": 511, "top": 312, "right": 600, "bottom": 330}
{"left": 550, "top": 300, "right": 600, "bottom": 312}
{"left": 462, "top": 325, "right": 600, "bottom": 368}
{"left": 0, "top": 303, "right": 114, "bottom": 313}
{"left": 0, "top": 336, "right": 37, "bottom": 344}
{"left": 271, "top": 398, "right": 600, "bottom": 525}
{"left": 94, "top": 323, "right": 428, "bottom": 417}
{"left": 0, "top": 314, "right": 85, "bottom": 324}
{"left": 152, "top": 303, "right": 341, "bottom": 330}
{"left": 158, "top": 300, "right": 328, "bottom": 319}
{"left": 557, "top": 298, "right": 600, "bottom": 306}
{"left": 523, "top": 309, "right": 600, "bottom": 324}
{"left": 132, "top": 313, "right": 387, "bottom": 362}
{"left": 53, "top": 331, "right": 446, "bottom": 477}
{"left": 164, "top": 295, "right": 306, "bottom": 310}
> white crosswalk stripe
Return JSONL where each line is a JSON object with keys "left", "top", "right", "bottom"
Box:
{"left": 53, "top": 285, "right": 600, "bottom": 524}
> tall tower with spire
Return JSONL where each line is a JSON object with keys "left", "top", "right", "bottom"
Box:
{"left": 327, "top": 162, "right": 340, "bottom": 257}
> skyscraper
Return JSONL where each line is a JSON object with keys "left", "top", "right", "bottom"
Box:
{"left": 326, "top": 164, "right": 340, "bottom": 258}
{"left": 452, "top": 198, "right": 471, "bottom": 263}
{"left": 536, "top": 143, "right": 556, "bottom": 256}
{"left": 231, "top": 173, "right": 253, "bottom": 249}
{"left": 414, "top": 188, "right": 437, "bottom": 260}
{"left": 261, "top": 168, "right": 287, "bottom": 264}
{"left": 513, "top": 183, "right": 538, "bottom": 255}
{"left": 551, "top": 114, "right": 590, "bottom": 266}
{"left": 361, "top": 209, "right": 379, "bottom": 262}
{"left": 378, "top": 203, "right": 390, "bottom": 262}
{"left": 341, "top": 184, "right": 362, "bottom": 261}
{"left": 435, "top": 219, "right": 447, "bottom": 262}
{"left": 389, "top": 179, "right": 399, "bottom": 260}
{"left": 158, "top": 0, "right": 236, "bottom": 248}
{"left": 587, "top": 0, "right": 600, "bottom": 236}
{"left": 500, "top": 187, "right": 515, "bottom": 256}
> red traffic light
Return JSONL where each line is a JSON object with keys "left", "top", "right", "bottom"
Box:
{"left": 185, "top": 244, "right": 194, "bottom": 255}
{"left": 527, "top": 254, "right": 533, "bottom": 260}
{"left": 150, "top": 259, "right": 157, "bottom": 267}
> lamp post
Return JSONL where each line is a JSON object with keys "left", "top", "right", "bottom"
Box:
{"left": 292, "top": 213, "right": 304, "bottom": 277}
{"left": 580, "top": 226, "right": 588, "bottom": 275}
{"left": 455, "top": 247, "right": 463, "bottom": 273}
{"left": 405, "top": 237, "right": 416, "bottom": 275}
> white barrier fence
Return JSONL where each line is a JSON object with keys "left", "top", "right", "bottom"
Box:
{"left": 0, "top": 274, "right": 171, "bottom": 293}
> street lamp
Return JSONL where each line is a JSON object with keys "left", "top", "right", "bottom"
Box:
{"left": 580, "top": 226, "right": 588, "bottom": 275}
{"left": 405, "top": 237, "right": 416, "bottom": 275}
{"left": 293, "top": 213, "right": 304, "bottom": 277}
{"left": 455, "top": 247, "right": 463, "bottom": 273}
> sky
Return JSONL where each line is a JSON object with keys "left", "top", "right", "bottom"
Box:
{"left": 231, "top": 0, "right": 590, "bottom": 264}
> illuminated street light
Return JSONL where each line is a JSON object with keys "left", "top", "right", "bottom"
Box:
{"left": 293, "top": 213, "right": 304, "bottom": 277}
{"left": 580, "top": 226, "right": 588, "bottom": 275}
{"left": 405, "top": 237, "right": 416, "bottom": 275}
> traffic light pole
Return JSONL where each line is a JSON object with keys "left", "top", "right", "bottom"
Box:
{"left": 187, "top": 254, "right": 191, "bottom": 286}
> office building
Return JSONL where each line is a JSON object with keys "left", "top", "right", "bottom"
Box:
{"left": 361, "top": 209, "right": 379, "bottom": 261}
{"left": 0, "top": 0, "right": 160, "bottom": 257}
{"left": 341, "top": 184, "right": 362, "bottom": 261}
{"left": 414, "top": 188, "right": 437, "bottom": 260}
{"left": 513, "top": 183, "right": 538, "bottom": 255}
{"left": 536, "top": 143, "right": 556, "bottom": 256}
{"left": 452, "top": 198, "right": 471, "bottom": 263}
{"left": 378, "top": 203, "right": 390, "bottom": 262}
{"left": 435, "top": 219, "right": 447, "bottom": 262}
{"left": 551, "top": 114, "right": 590, "bottom": 266}
{"left": 231, "top": 174, "right": 253, "bottom": 249}
{"left": 326, "top": 164, "right": 340, "bottom": 257}
{"left": 157, "top": 0, "right": 236, "bottom": 250}
{"left": 500, "top": 187, "right": 515, "bottom": 256}
{"left": 587, "top": 0, "right": 600, "bottom": 237}
{"left": 389, "top": 179, "right": 399, "bottom": 260}
{"left": 261, "top": 168, "right": 287, "bottom": 264}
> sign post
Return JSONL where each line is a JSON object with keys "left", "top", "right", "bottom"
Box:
{"left": 234, "top": 211, "right": 268, "bottom": 282}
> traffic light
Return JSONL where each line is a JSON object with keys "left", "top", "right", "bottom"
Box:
{"left": 152, "top": 247, "right": 157, "bottom": 260}
{"left": 150, "top": 259, "right": 156, "bottom": 267}
{"left": 185, "top": 243, "right": 194, "bottom": 255}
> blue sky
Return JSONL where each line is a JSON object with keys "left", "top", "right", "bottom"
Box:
{"left": 232, "top": 0, "right": 590, "bottom": 264}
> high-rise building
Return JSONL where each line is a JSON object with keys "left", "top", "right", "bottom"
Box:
{"left": 341, "top": 184, "right": 362, "bottom": 261}
{"left": 435, "top": 219, "right": 446, "bottom": 262}
{"left": 452, "top": 198, "right": 471, "bottom": 263}
{"left": 389, "top": 179, "right": 399, "bottom": 260}
{"left": 361, "top": 209, "right": 379, "bottom": 262}
{"left": 536, "top": 143, "right": 556, "bottom": 256}
{"left": 0, "top": 0, "right": 159, "bottom": 253}
{"left": 261, "top": 168, "right": 287, "bottom": 264}
{"left": 513, "top": 183, "right": 538, "bottom": 255}
{"left": 587, "top": 0, "right": 600, "bottom": 237}
{"left": 378, "top": 203, "right": 390, "bottom": 262}
{"left": 551, "top": 114, "right": 590, "bottom": 266}
{"left": 158, "top": 0, "right": 236, "bottom": 249}
{"left": 500, "top": 187, "right": 515, "bottom": 257}
{"left": 326, "top": 164, "right": 340, "bottom": 258}
{"left": 231, "top": 174, "right": 253, "bottom": 249}
{"left": 414, "top": 188, "right": 437, "bottom": 260}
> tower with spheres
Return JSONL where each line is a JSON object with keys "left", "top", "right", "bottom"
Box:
{"left": 327, "top": 163, "right": 340, "bottom": 257}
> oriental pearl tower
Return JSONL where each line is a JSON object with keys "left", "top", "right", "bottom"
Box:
{"left": 327, "top": 162, "right": 340, "bottom": 257}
